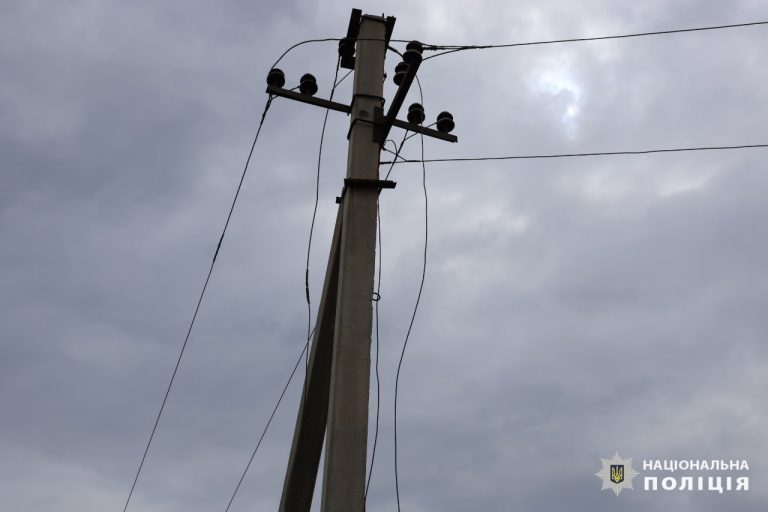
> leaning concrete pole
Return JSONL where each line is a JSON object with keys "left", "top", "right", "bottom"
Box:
{"left": 320, "top": 14, "right": 386, "bottom": 512}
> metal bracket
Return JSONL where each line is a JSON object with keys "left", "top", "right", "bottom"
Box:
{"left": 384, "top": 16, "right": 397, "bottom": 46}
{"left": 373, "top": 107, "right": 458, "bottom": 143}
{"left": 267, "top": 86, "right": 457, "bottom": 144}
{"left": 267, "top": 85, "right": 351, "bottom": 114}
{"left": 340, "top": 9, "right": 363, "bottom": 70}
{"left": 336, "top": 178, "right": 396, "bottom": 203}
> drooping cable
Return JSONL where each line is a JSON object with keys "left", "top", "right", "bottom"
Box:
{"left": 404, "top": 123, "right": 436, "bottom": 142}
{"left": 224, "top": 63, "right": 347, "bottom": 501}
{"left": 365, "top": 130, "right": 410, "bottom": 500}
{"left": 380, "top": 143, "right": 768, "bottom": 165}
{"left": 121, "top": 96, "right": 274, "bottom": 512}
{"left": 305, "top": 59, "right": 342, "bottom": 370}
{"left": 422, "top": 19, "right": 768, "bottom": 60}
{"left": 222, "top": 332, "right": 313, "bottom": 512}
{"left": 393, "top": 77, "right": 428, "bottom": 512}
{"left": 384, "top": 133, "right": 410, "bottom": 181}
{"left": 381, "top": 145, "right": 410, "bottom": 164}
{"left": 366, "top": 204, "right": 384, "bottom": 501}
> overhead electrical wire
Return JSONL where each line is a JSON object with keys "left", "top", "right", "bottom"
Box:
{"left": 305, "top": 59, "right": 343, "bottom": 371}
{"left": 224, "top": 59, "right": 351, "bottom": 512}
{"left": 336, "top": 69, "right": 353, "bottom": 88}
{"left": 121, "top": 14, "right": 768, "bottom": 512}
{"left": 367, "top": 46, "right": 420, "bottom": 502}
{"left": 381, "top": 127, "right": 436, "bottom": 165}
{"left": 381, "top": 145, "right": 410, "bottom": 164}
{"left": 121, "top": 96, "right": 275, "bottom": 512}
{"left": 380, "top": 143, "right": 768, "bottom": 165}
{"left": 422, "top": 19, "right": 768, "bottom": 60}
{"left": 367, "top": 204, "right": 384, "bottom": 500}
{"left": 365, "top": 129, "right": 411, "bottom": 500}
{"left": 385, "top": 134, "right": 410, "bottom": 180}
{"left": 377, "top": 24, "right": 768, "bottom": 504}
{"left": 222, "top": 332, "right": 313, "bottom": 512}
{"left": 404, "top": 123, "right": 436, "bottom": 141}
{"left": 393, "top": 76, "right": 429, "bottom": 512}
{"left": 271, "top": 37, "right": 418, "bottom": 70}
{"left": 270, "top": 19, "right": 768, "bottom": 70}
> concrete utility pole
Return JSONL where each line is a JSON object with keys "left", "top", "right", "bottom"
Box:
{"left": 266, "top": 8, "right": 456, "bottom": 512}
{"left": 320, "top": 14, "right": 386, "bottom": 512}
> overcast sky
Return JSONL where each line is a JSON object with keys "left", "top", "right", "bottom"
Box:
{"left": 2, "top": 1, "right": 767, "bottom": 511}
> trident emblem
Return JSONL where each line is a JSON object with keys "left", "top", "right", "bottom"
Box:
{"left": 610, "top": 464, "right": 624, "bottom": 484}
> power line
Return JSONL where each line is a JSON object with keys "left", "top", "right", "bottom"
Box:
{"left": 121, "top": 96, "right": 274, "bottom": 512}
{"left": 237, "top": 13, "right": 768, "bottom": 511}
{"left": 381, "top": 146, "right": 408, "bottom": 163}
{"left": 380, "top": 126, "right": 437, "bottom": 168}
{"left": 336, "top": 69, "right": 353, "bottom": 88}
{"left": 367, "top": 204, "right": 383, "bottom": 500}
{"left": 305, "top": 59, "right": 342, "bottom": 372}
{"left": 381, "top": 143, "right": 768, "bottom": 165}
{"left": 222, "top": 337, "right": 312, "bottom": 512}
{"left": 271, "top": 37, "right": 418, "bottom": 70}
{"left": 385, "top": 133, "right": 410, "bottom": 180}
{"left": 423, "top": 19, "right": 768, "bottom": 60}
{"left": 394, "top": 76, "right": 429, "bottom": 512}
{"left": 365, "top": 130, "right": 411, "bottom": 500}
{"left": 269, "top": 19, "right": 768, "bottom": 70}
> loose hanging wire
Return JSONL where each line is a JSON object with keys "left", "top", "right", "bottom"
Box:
{"left": 366, "top": 130, "right": 411, "bottom": 500}
{"left": 305, "top": 59, "right": 343, "bottom": 370}
{"left": 222, "top": 331, "right": 313, "bottom": 512}
{"left": 223, "top": 55, "right": 350, "bottom": 512}
{"left": 121, "top": 95, "right": 274, "bottom": 512}
{"left": 393, "top": 76, "right": 429, "bottom": 512}
{"left": 124, "top": 14, "right": 768, "bottom": 512}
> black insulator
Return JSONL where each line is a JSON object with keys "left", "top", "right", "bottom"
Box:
{"left": 402, "top": 48, "right": 422, "bottom": 65}
{"left": 393, "top": 61, "right": 408, "bottom": 86}
{"left": 407, "top": 103, "right": 425, "bottom": 125}
{"left": 299, "top": 73, "right": 318, "bottom": 96}
{"left": 267, "top": 68, "right": 285, "bottom": 88}
{"left": 436, "top": 111, "right": 455, "bottom": 133}
{"left": 338, "top": 37, "right": 355, "bottom": 59}
{"left": 405, "top": 40, "right": 423, "bottom": 54}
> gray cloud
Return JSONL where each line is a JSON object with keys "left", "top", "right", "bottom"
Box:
{"left": 1, "top": 1, "right": 766, "bottom": 510}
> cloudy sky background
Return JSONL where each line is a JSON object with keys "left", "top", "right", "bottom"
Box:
{"left": 2, "top": 1, "right": 767, "bottom": 511}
